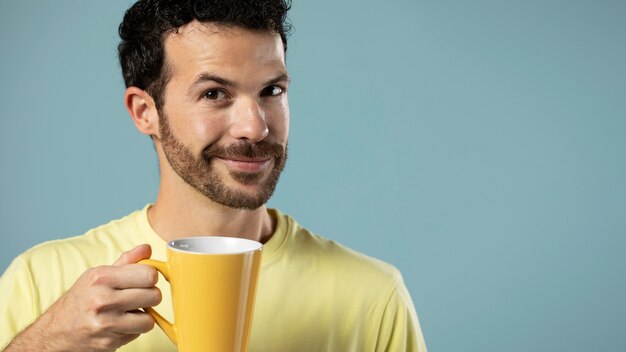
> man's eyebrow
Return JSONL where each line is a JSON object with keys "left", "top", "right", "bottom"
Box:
{"left": 189, "top": 74, "right": 236, "bottom": 93}
{"left": 188, "top": 72, "right": 291, "bottom": 95}
{"left": 264, "top": 73, "right": 291, "bottom": 86}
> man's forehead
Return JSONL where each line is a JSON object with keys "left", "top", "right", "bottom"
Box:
{"left": 161, "top": 20, "right": 287, "bottom": 88}
{"left": 162, "top": 20, "right": 285, "bottom": 66}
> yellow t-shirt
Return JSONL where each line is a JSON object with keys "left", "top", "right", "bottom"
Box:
{"left": 0, "top": 206, "right": 426, "bottom": 351}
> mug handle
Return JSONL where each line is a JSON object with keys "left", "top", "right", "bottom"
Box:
{"left": 139, "top": 259, "right": 178, "bottom": 345}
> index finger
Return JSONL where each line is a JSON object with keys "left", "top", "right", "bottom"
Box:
{"left": 108, "top": 263, "right": 159, "bottom": 289}
{"left": 113, "top": 244, "right": 152, "bottom": 266}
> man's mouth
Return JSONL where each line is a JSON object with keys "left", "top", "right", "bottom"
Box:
{"left": 214, "top": 156, "right": 272, "bottom": 173}
{"left": 203, "top": 141, "right": 284, "bottom": 174}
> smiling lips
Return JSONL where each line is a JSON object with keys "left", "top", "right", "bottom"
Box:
{"left": 215, "top": 156, "right": 272, "bottom": 173}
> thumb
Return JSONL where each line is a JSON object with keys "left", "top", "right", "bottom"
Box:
{"left": 113, "top": 244, "right": 152, "bottom": 266}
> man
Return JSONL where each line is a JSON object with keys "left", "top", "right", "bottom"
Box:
{"left": 0, "top": 0, "right": 426, "bottom": 351}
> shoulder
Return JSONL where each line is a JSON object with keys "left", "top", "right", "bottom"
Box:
{"left": 278, "top": 211, "right": 403, "bottom": 293}
{"left": 0, "top": 208, "right": 147, "bottom": 320}
{"left": 16, "top": 209, "right": 145, "bottom": 278}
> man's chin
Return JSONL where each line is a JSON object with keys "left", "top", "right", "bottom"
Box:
{"left": 197, "top": 159, "right": 282, "bottom": 209}
{"left": 199, "top": 178, "right": 274, "bottom": 210}
{"left": 229, "top": 171, "right": 269, "bottom": 186}
{"left": 212, "top": 191, "right": 268, "bottom": 210}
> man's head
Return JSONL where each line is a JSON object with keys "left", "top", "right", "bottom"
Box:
{"left": 118, "top": 0, "right": 292, "bottom": 110}
{"left": 119, "top": 0, "right": 292, "bottom": 210}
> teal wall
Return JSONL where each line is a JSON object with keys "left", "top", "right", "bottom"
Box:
{"left": 1, "top": 1, "right": 625, "bottom": 351}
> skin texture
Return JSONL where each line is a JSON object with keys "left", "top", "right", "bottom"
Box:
{"left": 3, "top": 23, "right": 289, "bottom": 351}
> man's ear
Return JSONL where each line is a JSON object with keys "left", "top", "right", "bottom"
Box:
{"left": 125, "top": 87, "right": 160, "bottom": 137}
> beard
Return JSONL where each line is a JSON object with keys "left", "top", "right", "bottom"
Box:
{"left": 157, "top": 111, "right": 287, "bottom": 210}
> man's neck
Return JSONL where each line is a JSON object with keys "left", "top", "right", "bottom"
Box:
{"left": 147, "top": 184, "right": 275, "bottom": 244}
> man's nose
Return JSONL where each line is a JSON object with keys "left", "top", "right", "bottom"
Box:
{"left": 228, "top": 98, "right": 269, "bottom": 142}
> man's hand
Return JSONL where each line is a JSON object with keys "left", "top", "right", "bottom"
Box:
{"left": 3, "top": 245, "right": 161, "bottom": 352}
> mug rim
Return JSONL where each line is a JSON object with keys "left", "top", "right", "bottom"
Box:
{"left": 167, "top": 236, "right": 263, "bottom": 255}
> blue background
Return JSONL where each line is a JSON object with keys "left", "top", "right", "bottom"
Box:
{"left": 1, "top": 1, "right": 625, "bottom": 351}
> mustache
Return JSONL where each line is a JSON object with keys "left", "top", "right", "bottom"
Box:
{"left": 202, "top": 141, "right": 285, "bottom": 161}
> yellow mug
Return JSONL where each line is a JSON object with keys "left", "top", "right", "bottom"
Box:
{"left": 140, "top": 236, "right": 263, "bottom": 352}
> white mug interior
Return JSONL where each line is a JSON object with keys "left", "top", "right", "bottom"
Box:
{"left": 168, "top": 236, "right": 262, "bottom": 255}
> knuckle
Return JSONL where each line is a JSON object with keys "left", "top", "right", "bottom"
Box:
{"left": 88, "top": 295, "right": 114, "bottom": 314}
{"left": 87, "top": 266, "right": 113, "bottom": 286}
{"left": 152, "top": 287, "right": 163, "bottom": 305}
{"left": 92, "top": 336, "right": 118, "bottom": 352}
{"left": 146, "top": 267, "right": 159, "bottom": 286}
{"left": 80, "top": 267, "right": 96, "bottom": 284}
{"left": 120, "top": 248, "right": 133, "bottom": 258}
{"left": 139, "top": 314, "right": 156, "bottom": 333}
{"left": 87, "top": 314, "right": 114, "bottom": 333}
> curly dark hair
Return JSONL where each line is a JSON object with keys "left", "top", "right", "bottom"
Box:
{"left": 118, "top": 0, "right": 292, "bottom": 109}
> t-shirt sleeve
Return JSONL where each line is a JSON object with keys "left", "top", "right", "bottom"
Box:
{"left": 0, "top": 256, "right": 39, "bottom": 349}
{"left": 375, "top": 272, "right": 428, "bottom": 352}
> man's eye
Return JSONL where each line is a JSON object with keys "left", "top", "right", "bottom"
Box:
{"left": 261, "top": 85, "right": 284, "bottom": 97}
{"left": 203, "top": 89, "right": 228, "bottom": 101}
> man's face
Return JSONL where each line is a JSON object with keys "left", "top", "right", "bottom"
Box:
{"left": 155, "top": 22, "right": 290, "bottom": 209}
